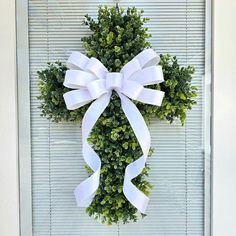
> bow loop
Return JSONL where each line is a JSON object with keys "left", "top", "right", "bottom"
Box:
{"left": 121, "top": 80, "right": 143, "bottom": 100}
{"left": 63, "top": 49, "right": 165, "bottom": 213}
{"left": 63, "top": 89, "right": 93, "bottom": 110}
{"left": 135, "top": 48, "right": 160, "bottom": 68}
{"left": 64, "top": 70, "right": 97, "bottom": 88}
{"left": 85, "top": 58, "right": 108, "bottom": 80}
{"left": 121, "top": 59, "right": 141, "bottom": 80}
{"left": 87, "top": 79, "right": 107, "bottom": 99}
{"left": 128, "top": 66, "right": 164, "bottom": 85}
{"left": 66, "top": 51, "right": 89, "bottom": 70}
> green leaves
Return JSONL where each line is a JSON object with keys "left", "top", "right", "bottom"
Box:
{"left": 106, "top": 32, "right": 114, "bottom": 45}
{"left": 114, "top": 46, "right": 121, "bottom": 54}
{"left": 82, "top": 6, "right": 151, "bottom": 72}
{"left": 37, "top": 61, "right": 71, "bottom": 122}
{"left": 37, "top": 5, "right": 197, "bottom": 225}
{"left": 114, "top": 59, "right": 121, "bottom": 67}
{"left": 157, "top": 54, "right": 197, "bottom": 125}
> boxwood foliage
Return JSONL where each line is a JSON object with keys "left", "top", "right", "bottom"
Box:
{"left": 37, "top": 6, "right": 197, "bottom": 225}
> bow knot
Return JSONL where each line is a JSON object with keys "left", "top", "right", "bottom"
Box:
{"left": 63, "top": 49, "right": 165, "bottom": 213}
{"left": 106, "top": 72, "right": 123, "bottom": 91}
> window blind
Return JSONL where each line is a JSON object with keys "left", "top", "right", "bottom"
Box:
{"left": 29, "top": 0, "right": 206, "bottom": 235}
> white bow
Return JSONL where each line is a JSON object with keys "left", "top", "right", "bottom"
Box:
{"left": 63, "top": 48, "right": 164, "bottom": 213}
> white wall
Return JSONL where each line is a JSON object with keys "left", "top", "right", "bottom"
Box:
{"left": 0, "top": 0, "right": 19, "bottom": 236}
{"left": 212, "top": 0, "right": 236, "bottom": 235}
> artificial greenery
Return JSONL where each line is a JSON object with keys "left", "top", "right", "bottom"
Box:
{"left": 37, "top": 6, "right": 197, "bottom": 225}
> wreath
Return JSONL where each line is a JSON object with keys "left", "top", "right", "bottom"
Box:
{"left": 37, "top": 6, "right": 197, "bottom": 225}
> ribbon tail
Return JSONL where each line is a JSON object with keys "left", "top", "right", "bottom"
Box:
{"left": 74, "top": 92, "right": 112, "bottom": 207}
{"left": 118, "top": 93, "right": 151, "bottom": 214}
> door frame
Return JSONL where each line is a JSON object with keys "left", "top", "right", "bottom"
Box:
{"left": 15, "top": 0, "right": 212, "bottom": 235}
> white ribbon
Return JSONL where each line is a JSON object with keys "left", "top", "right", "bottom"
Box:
{"left": 63, "top": 49, "right": 164, "bottom": 213}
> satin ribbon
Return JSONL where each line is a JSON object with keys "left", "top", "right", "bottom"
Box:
{"left": 63, "top": 49, "right": 164, "bottom": 213}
